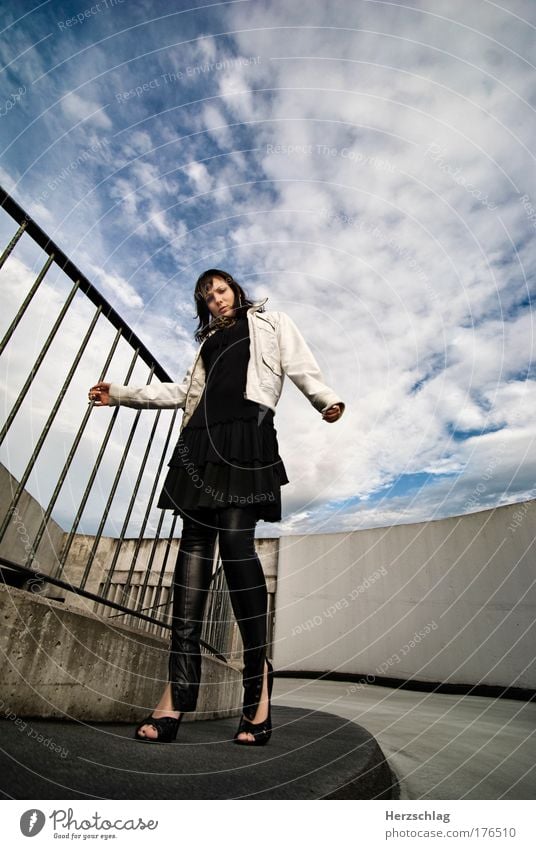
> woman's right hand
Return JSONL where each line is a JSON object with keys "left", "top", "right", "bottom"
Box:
{"left": 88, "top": 382, "right": 111, "bottom": 406}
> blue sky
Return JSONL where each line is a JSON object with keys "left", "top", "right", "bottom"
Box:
{"left": 0, "top": 0, "right": 535, "bottom": 537}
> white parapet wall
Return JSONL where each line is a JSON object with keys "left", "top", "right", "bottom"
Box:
{"left": 273, "top": 500, "right": 536, "bottom": 690}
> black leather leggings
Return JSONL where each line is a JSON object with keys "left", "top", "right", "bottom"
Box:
{"left": 168, "top": 506, "right": 268, "bottom": 720}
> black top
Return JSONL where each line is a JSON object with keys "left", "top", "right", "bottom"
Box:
{"left": 187, "top": 313, "right": 266, "bottom": 426}
{"left": 156, "top": 312, "right": 289, "bottom": 522}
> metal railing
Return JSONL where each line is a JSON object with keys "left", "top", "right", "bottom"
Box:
{"left": 0, "top": 185, "right": 233, "bottom": 661}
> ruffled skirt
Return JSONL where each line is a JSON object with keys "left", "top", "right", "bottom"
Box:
{"left": 156, "top": 415, "right": 289, "bottom": 522}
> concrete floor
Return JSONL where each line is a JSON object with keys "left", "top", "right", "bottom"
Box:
{"left": 274, "top": 677, "right": 536, "bottom": 799}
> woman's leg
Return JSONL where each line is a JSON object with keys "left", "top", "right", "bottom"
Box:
{"left": 217, "top": 506, "right": 270, "bottom": 740}
{"left": 136, "top": 509, "right": 217, "bottom": 739}
{"left": 168, "top": 508, "right": 218, "bottom": 711}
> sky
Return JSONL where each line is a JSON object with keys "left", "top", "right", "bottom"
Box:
{"left": 0, "top": 0, "right": 535, "bottom": 538}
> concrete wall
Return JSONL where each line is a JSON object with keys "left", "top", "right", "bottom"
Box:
{"left": 0, "top": 463, "right": 65, "bottom": 580}
{"left": 273, "top": 500, "right": 536, "bottom": 690}
{"left": 0, "top": 584, "right": 242, "bottom": 721}
{"left": 0, "top": 461, "right": 183, "bottom": 613}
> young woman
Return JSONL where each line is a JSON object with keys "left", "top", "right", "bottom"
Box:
{"left": 88, "top": 269, "right": 345, "bottom": 746}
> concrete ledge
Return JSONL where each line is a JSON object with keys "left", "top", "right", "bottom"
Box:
{"left": 0, "top": 706, "right": 398, "bottom": 800}
{"left": 0, "top": 584, "right": 242, "bottom": 722}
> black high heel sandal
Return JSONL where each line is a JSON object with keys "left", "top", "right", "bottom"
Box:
{"left": 134, "top": 713, "right": 183, "bottom": 744}
{"left": 233, "top": 659, "right": 274, "bottom": 746}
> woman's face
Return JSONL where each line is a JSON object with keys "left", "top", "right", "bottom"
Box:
{"left": 203, "top": 277, "right": 237, "bottom": 319}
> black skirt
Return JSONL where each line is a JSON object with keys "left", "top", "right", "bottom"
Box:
{"left": 156, "top": 411, "right": 289, "bottom": 522}
{"left": 156, "top": 314, "right": 289, "bottom": 522}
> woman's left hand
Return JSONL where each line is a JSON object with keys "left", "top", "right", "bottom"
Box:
{"left": 322, "top": 403, "right": 344, "bottom": 422}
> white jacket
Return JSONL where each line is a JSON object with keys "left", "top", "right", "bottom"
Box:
{"left": 108, "top": 297, "right": 345, "bottom": 429}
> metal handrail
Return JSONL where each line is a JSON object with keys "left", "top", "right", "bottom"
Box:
{"left": 0, "top": 184, "right": 233, "bottom": 661}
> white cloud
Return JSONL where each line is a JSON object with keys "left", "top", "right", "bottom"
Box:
{"left": 183, "top": 160, "right": 213, "bottom": 193}
{"left": 88, "top": 263, "right": 144, "bottom": 309}
{"left": 61, "top": 91, "right": 113, "bottom": 130}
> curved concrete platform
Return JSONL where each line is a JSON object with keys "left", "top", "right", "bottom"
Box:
{"left": 0, "top": 706, "right": 398, "bottom": 800}
{"left": 278, "top": 677, "right": 536, "bottom": 799}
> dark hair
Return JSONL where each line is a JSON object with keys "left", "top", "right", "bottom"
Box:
{"left": 193, "top": 269, "right": 260, "bottom": 342}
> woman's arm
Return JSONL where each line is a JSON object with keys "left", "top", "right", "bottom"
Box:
{"left": 276, "top": 312, "right": 345, "bottom": 418}
{"left": 107, "top": 377, "right": 190, "bottom": 409}
{"left": 89, "top": 355, "right": 196, "bottom": 410}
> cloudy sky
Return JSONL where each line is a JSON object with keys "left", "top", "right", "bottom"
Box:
{"left": 0, "top": 0, "right": 535, "bottom": 538}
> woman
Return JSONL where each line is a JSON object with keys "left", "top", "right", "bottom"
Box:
{"left": 88, "top": 269, "right": 345, "bottom": 746}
